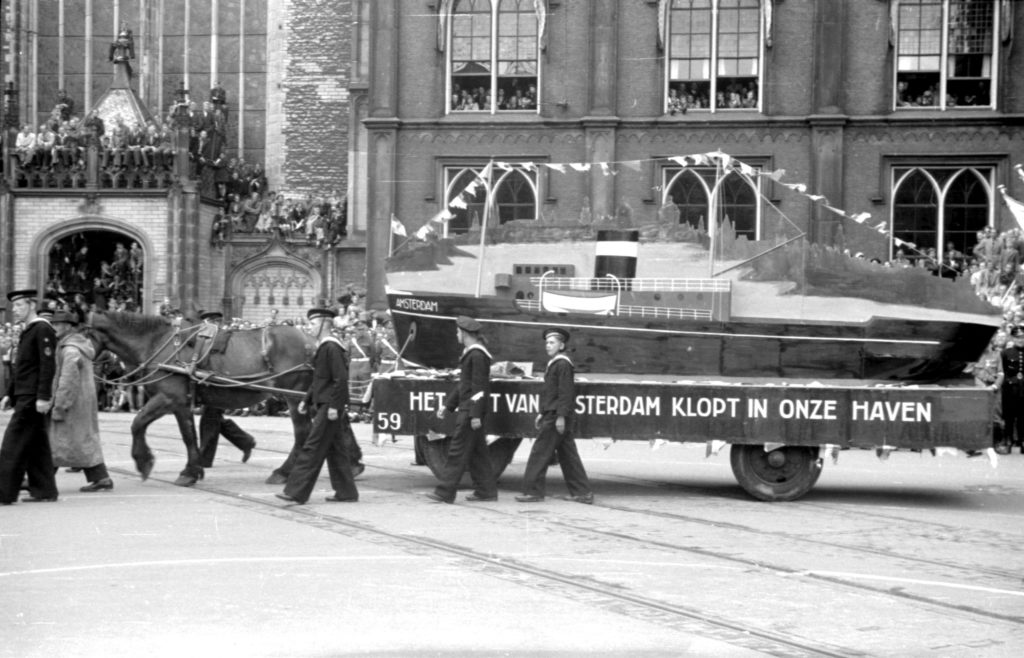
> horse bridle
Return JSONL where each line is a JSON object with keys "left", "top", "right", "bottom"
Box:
{"left": 83, "top": 316, "right": 204, "bottom": 388}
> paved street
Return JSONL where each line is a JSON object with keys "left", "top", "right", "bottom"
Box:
{"left": 2, "top": 411, "right": 1023, "bottom": 657}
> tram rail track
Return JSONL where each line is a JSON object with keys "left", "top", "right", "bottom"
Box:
{"left": 101, "top": 460, "right": 858, "bottom": 658}
{"left": 103, "top": 424, "right": 1024, "bottom": 637}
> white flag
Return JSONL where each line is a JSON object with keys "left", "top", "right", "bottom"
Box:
{"left": 999, "top": 185, "right": 1024, "bottom": 231}
{"left": 390, "top": 215, "right": 407, "bottom": 237}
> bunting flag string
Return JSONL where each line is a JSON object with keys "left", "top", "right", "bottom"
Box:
{"left": 391, "top": 152, "right": 1023, "bottom": 263}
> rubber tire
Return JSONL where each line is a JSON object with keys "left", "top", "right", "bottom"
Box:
{"left": 729, "top": 444, "right": 822, "bottom": 502}
{"left": 420, "top": 436, "right": 523, "bottom": 483}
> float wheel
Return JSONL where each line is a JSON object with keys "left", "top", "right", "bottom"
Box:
{"left": 729, "top": 444, "right": 822, "bottom": 502}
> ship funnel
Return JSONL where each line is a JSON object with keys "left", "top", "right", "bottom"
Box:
{"left": 594, "top": 229, "right": 638, "bottom": 290}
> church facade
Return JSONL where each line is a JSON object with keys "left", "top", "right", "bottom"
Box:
{"left": 1, "top": 0, "right": 368, "bottom": 321}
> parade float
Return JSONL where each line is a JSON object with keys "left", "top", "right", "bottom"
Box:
{"left": 373, "top": 153, "right": 1003, "bottom": 501}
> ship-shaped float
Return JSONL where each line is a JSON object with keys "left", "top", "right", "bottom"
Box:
{"left": 385, "top": 162, "right": 1000, "bottom": 382}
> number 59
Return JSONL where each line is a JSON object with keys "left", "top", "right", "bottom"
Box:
{"left": 376, "top": 412, "right": 402, "bottom": 431}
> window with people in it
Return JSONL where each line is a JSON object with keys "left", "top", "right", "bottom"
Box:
{"left": 894, "top": 0, "right": 998, "bottom": 110}
{"left": 666, "top": 0, "right": 761, "bottom": 115}
{"left": 443, "top": 165, "right": 538, "bottom": 235}
{"left": 448, "top": 0, "right": 540, "bottom": 114}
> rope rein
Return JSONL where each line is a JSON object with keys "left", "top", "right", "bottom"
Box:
{"left": 89, "top": 321, "right": 312, "bottom": 394}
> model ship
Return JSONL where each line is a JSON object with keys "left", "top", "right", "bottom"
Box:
{"left": 385, "top": 163, "right": 1000, "bottom": 381}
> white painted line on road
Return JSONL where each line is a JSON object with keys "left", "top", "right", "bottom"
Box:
{"left": 0, "top": 555, "right": 432, "bottom": 578}
{"left": 796, "top": 570, "right": 1024, "bottom": 597}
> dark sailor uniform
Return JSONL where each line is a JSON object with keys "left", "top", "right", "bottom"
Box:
{"left": 999, "top": 344, "right": 1024, "bottom": 453}
{"left": 282, "top": 335, "right": 358, "bottom": 503}
{"left": 433, "top": 343, "right": 497, "bottom": 503}
{"left": 520, "top": 353, "right": 592, "bottom": 499}
{"left": 1, "top": 317, "right": 59, "bottom": 504}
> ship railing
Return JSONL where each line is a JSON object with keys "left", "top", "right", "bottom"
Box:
{"left": 514, "top": 299, "right": 713, "bottom": 320}
{"left": 617, "top": 305, "right": 713, "bottom": 320}
{"left": 529, "top": 276, "right": 730, "bottom": 292}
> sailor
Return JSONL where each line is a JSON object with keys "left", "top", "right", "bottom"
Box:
{"left": 425, "top": 316, "right": 498, "bottom": 504}
{"left": 516, "top": 327, "right": 594, "bottom": 504}
{"left": 0, "top": 289, "right": 59, "bottom": 505}
{"left": 275, "top": 307, "right": 358, "bottom": 504}
{"left": 995, "top": 326, "right": 1024, "bottom": 455}
{"left": 196, "top": 310, "right": 257, "bottom": 466}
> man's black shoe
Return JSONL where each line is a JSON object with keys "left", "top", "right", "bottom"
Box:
{"left": 515, "top": 494, "right": 544, "bottom": 503}
{"left": 424, "top": 492, "right": 452, "bottom": 504}
{"left": 80, "top": 478, "right": 114, "bottom": 492}
{"left": 465, "top": 493, "right": 497, "bottom": 502}
{"left": 325, "top": 495, "right": 358, "bottom": 502}
{"left": 275, "top": 493, "right": 301, "bottom": 504}
{"left": 22, "top": 496, "right": 58, "bottom": 503}
{"left": 242, "top": 443, "right": 256, "bottom": 463}
{"left": 562, "top": 493, "right": 594, "bottom": 505}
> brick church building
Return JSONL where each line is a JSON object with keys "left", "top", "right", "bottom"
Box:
{"left": 1, "top": 0, "right": 367, "bottom": 322}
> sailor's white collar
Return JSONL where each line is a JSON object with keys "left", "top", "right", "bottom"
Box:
{"left": 317, "top": 335, "right": 345, "bottom": 349}
{"left": 546, "top": 353, "right": 573, "bottom": 369}
{"left": 461, "top": 343, "right": 493, "bottom": 360}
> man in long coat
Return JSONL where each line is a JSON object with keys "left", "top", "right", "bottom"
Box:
{"left": 48, "top": 311, "right": 112, "bottom": 491}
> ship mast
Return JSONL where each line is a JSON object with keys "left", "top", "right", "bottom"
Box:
{"left": 473, "top": 160, "right": 496, "bottom": 297}
{"left": 708, "top": 153, "right": 724, "bottom": 278}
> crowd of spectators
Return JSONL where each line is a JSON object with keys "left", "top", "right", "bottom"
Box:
{"left": 8, "top": 89, "right": 178, "bottom": 178}
{"left": 667, "top": 80, "right": 759, "bottom": 114}
{"left": 45, "top": 233, "right": 145, "bottom": 315}
{"left": 211, "top": 189, "right": 348, "bottom": 249}
{"left": 450, "top": 82, "right": 538, "bottom": 112}
{"left": 896, "top": 79, "right": 990, "bottom": 108}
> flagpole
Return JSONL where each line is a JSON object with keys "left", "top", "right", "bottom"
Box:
{"left": 474, "top": 160, "right": 495, "bottom": 298}
{"left": 388, "top": 213, "right": 395, "bottom": 256}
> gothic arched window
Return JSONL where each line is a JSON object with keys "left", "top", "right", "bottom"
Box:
{"left": 664, "top": 165, "right": 761, "bottom": 239}
{"left": 891, "top": 166, "right": 993, "bottom": 261}
{"left": 444, "top": 164, "right": 538, "bottom": 235}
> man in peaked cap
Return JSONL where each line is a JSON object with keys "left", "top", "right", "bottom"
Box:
{"left": 425, "top": 315, "right": 498, "bottom": 504}
{"left": 0, "top": 289, "right": 59, "bottom": 504}
{"left": 275, "top": 306, "right": 358, "bottom": 504}
{"left": 516, "top": 327, "right": 593, "bottom": 504}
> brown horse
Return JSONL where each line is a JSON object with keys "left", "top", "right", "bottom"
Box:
{"left": 87, "top": 311, "right": 315, "bottom": 486}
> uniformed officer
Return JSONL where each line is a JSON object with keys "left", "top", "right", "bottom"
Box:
{"left": 0, "top": 289, "right": 59, "bottom": 505}
{"left": 195, "top": 310, "right": 257, "bottom": 466}
{"left": 995, "top": 326, "right": 1024, "bottom": 455}
{"left": 516, "top": 327, "right": 593, "bottom": 504}
{"left": 426, "top": 315, "right": 498, "bottom": 504}
{"left": 275, "top": 307, "right": 358, "bottom": 504}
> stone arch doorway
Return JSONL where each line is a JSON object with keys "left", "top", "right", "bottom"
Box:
{"left": 42, "top": 227, "right": 148, "bottom": 312}
{"left": 230, "top": 258, "right": 322, "bottom": 325}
